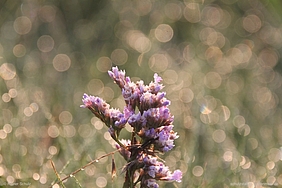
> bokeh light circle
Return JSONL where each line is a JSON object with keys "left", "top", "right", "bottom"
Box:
{"left": 192, "top": 166, "right": 203, "bottom": 177}
{"left": 204, "top": 72, "right": 222, "bottom": 89}
{"left": 179, "top": 88, "right": 194, "bottom": 103}
{"left": 2, "top": 93, "right": 11, "bottom": 103}
{"left": 164, "top": 3, "right": 182, "bottom": 21}
{"left": 212, "top": 129, "right": 226, "bottom": 143}
{"left": 201, "top": 5, "right": 222, "bottom": 27}
{"left": 183, "top": 3, "right": 201, "bottom": 23}
{"left": 163, "top": 69, "right": 178, "bottom": 84}
{"left": 96, "top": 176, "right": 107, "bottom": 187}
{"left": 0, "top": 63, "right": 16, "bottom": 80}
{"left": 59, "top": 111, "right": 73, "bottom": 125}
{"left": 243, "top": 15, "right": 262, "bottom": 33}
{"left": 87, "top": 79, "right": 104, "bottom": 95}
{"left": 111, "top": 49, "right": 128, "bottom": 65}
{"left": 155, "top": 24, "right": 174, "bottom": 43}
{"left": 148, "top": 53, "right": 168, "bottom": 72}
{"left": 48, "top": 125, "right": 60, "bottom": 138}
{"left": 53, "top": 54, "right": 71, "bottom": 72}
{"left": 37, "top": 35, "right": 55, "bottom": 52}
{"left": 13, "top": 44, "right": 26, "bottom": 57}
{"left": 126, "top": 30, "right": 151, "bottom": 53}
{"left": 96, "top": 57, "right": 112, "bottom": 73}
{"left": 13, "top": 16, "right": 32, "bottom": 35}
{"left": 39, "top": 5, "right": 56, "bottom": 23}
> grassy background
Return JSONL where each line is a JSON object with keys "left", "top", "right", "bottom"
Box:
{"left": 0, "top": 0, "right": 282, "bottom": 187}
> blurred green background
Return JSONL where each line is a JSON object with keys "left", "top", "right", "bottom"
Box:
{"left": 1, "top": 0, "right": 282, "bottom": 187}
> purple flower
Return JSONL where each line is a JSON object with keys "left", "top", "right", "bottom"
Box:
{"left": 122, "top": 81, "right": 140, "bottom": 109}
{"left": 155, "top": 125, "right": 179, "bottom": 152}
{"left": 170, "top": 170, "right": 182, "bottom": 182}
{"left": 141, "top": 155, "right": 182, "bottom": 187}
{"left": 136, "top": 80, "right": 145, "bottom": 93}
{"left": 108, "top": 66, "right": 127, "bottom": 88}
{"left": 123, "top": 106, "right": 134, "bottom": 119}
{"left": 81, "top": 93, "right": 110, "bottom": 110}
{"left": 148, "top": 73, "right": 164, "bottom": 94}
{"left": 154, "top": 73, "right": 162, "bottom": 83}
{"left": 82, "top": 67, "right": 182, "bottom": 187}
{"left": 81, "top": 93, "right": 126, "bottom": 131}
{"left": 139, "top": 92, "right": 170, "bottom": 112}
{"left": 128, "top": 112, "right": 146, "bottom": 132}
{"left": 144, "top": 179, "right": 159, "bottom": 188}
{"left": 144, "top": 128, "right": 156, "bottom": 138}
{"left": 142, "top": 107, "right": 174, "bottom": 129}
{"left": 159, "top": 169, "right": 182, "bottom": 182}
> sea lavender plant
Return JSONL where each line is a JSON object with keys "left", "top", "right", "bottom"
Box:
{"left": 81, "top": 67, "right": 182, "bottom": 188}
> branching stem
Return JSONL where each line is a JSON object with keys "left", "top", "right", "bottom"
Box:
{"left": 49, "top": 149, "right": 120, "bottom": 188}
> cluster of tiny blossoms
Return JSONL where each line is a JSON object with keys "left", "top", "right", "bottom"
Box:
{"left": 81, "top": 67, "right": 182, "bottom": 188}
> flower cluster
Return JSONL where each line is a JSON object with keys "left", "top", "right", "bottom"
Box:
{"left": 141, "top": 155, "right": 182, "bottom": 187}
{"left": 81, "top": 67, "right": 182, "bottom": 187}
{"left": 81, "top": 94, "right": 127, "bottom": 139}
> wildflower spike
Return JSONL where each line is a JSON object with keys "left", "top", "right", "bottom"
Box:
{"left": 82, "top": 67, "right": 182, "bottom": 187}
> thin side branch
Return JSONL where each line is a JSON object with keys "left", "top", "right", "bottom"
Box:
{"left": 50, "top": 160, "right": 66, "bottom": 188}
{"left": 49, "top": 149, "right": 120, "bottom": 188}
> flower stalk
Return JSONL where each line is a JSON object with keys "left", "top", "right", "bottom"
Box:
{"left": 81, "top": 67, "right": 182, "bottom": 187}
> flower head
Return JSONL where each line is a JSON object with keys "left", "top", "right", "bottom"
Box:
{"left": 81, "top": 93, "right": 127, "bottom": 133}
{"left": 139, "top": 92, "right": 170, "bottom": 112}
{"left": 140, "top": 155, "right": 182, "bottom": 187}
{"left": 82, "top": 67, "right": 182, "bottom": 187}
{"left": 108, "top": 66, "right": 128, "bottom": 88}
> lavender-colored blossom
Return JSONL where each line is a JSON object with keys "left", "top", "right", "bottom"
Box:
{"left": 155, "top": 125, "right": 179, "bottom": 152}
{"left": 81, "top": 93, "right": 110, "bottom": 121}
{"left": 143, "top": 125, "right": 178, "bottom": 152}
{"left": 81, "top": 94, "right": 126, "bottom": 131}
{"left": 143, "top": 155, "right": 157, "bottom": 165}
{"left": 144, "top": 128, "right": 156, "bottom": 138}
{"left": 169, "top": 170, "right": 182, "bottom": 182}
{"left": 123, "top": 106, "right": 134, "bottom": 119}
{"left": 144, "top": 179, "right": 159, "bottom": 188}
{"left": 139, "top": 92, "right": 170, "bottom": 112}
{"left": 141, "top": 155, "right": 182, "bottom": 186}
{"left": 142, "top": 107, "right": 174, "bottom": 129}
{"left": 108, "top": 67, "right": 127, "bottom": 88}
{"left": 128, "top": 112, "right": 146, "bottom": 132}
{"left": 81, "top": 93, "right": 109, "bottom": 110}
{"left": 154, "top": 73, "right": 162, "bottom": 83}
{"left": 82, "top": 67, "right": 182, "bottom": 187}
{"left": 147, "top": 73, "right": 164, "bottom": 94}
{"left": 109, "top": 67, "right": 142, "bottom": 112}
{"left": 136, "top": 80, "right": 145, "bottom": 93}
{"left": 122, "top": 81, "right": 140, "bottom": 109}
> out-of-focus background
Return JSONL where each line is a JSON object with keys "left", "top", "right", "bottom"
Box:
{"left": 1, "top": 0, "right": 282, "bottom": 187}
